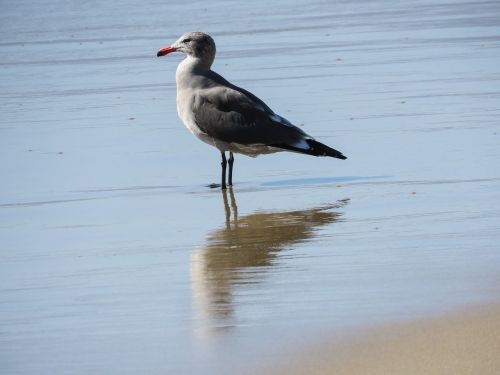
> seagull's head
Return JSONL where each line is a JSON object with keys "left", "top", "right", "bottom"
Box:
{"left": 157, "top": 32, "right": 216, "bottom": 64}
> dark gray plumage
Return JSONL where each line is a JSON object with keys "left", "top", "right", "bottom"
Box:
{"left": 157, "top": 32, "right": 346, "bottom": 189}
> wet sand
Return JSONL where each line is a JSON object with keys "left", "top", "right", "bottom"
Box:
{"left": 265, "top": 303, "right": 500, "bottom": 375}
{"left": 2, "top": 0, "right": 500, "bottom": 374}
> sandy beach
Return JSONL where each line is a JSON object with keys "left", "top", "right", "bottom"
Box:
{"left": 2, "top": 0, "right": 500, "bottom": 374}
{"left": 265, "top": 304, "right": 500, "bottom": 375}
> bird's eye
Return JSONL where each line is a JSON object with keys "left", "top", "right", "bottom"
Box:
{"left": 182, "top": 38, "right": 191, "bottom": 43}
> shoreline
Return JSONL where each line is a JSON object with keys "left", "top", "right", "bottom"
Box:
{"left": 261, "top": 303, "right": 500, "bottom": 375}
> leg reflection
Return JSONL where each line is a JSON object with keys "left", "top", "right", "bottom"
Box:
{"left": 222, "top": 189, "right": 230, "bottom": 228}
{"left": 222, "top": 188, "right": 238, "bottom": 228}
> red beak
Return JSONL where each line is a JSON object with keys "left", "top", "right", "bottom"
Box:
{"left": 157, "top": 45, "right": 177, "bottom": 57}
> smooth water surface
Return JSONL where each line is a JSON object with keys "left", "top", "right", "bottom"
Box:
{"left": 1, "top": 0, "right": 500, "bottom": 374}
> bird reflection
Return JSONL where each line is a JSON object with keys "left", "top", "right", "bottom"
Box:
{"left": 191, "top": 189, "right": 348, "bottom": 334}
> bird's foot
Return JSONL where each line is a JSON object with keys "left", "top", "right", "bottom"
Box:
{"left": 207, "top": 183, "right": 224, "bottom": 189}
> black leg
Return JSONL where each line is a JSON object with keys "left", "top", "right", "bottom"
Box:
{"left": 220, "top": 151, "right": 227, "bottom": 190}
{"left": 228, "top": 152, "right": 234, "bottom": 186}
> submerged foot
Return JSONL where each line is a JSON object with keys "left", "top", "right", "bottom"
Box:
{"left": 207, "top": 183, "right": 228, "bottom": 189}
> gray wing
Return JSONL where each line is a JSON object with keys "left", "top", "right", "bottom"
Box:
{"left": 192, "top": 83, "right": 311, "bottom": 149}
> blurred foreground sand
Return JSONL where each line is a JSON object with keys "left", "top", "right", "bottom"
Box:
{"left": 266, "top": 304, "right": 500, "bottom": 375}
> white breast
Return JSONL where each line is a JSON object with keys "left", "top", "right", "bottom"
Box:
{"left": 176, "top": 92, "right": 197, "bottom": 134}
{"left": 175, "top": 58, "right": 215, "bottom": 146}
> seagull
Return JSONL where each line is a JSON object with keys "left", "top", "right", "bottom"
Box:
{"left": 157, "top": 32, "right": 346, "bottom": 189}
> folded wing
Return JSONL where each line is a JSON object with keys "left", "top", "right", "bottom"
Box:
{"left": 192, "top": 84, "right": 311, "bottom": 151}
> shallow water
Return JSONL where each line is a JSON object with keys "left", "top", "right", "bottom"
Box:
{"left": 1, "top": 0, "right": 500, "bottom": 374}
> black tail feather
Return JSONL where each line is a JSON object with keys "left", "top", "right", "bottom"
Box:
{"left": 272, "top": 139, "right": 347, "bottom": 160}
{"left": 306, "top": 139, "right": 347, "bottom": 159}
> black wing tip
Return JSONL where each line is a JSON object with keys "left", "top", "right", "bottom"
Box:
{"left": 321, "top": 151, "right": 347, "bottom": 160}
{"left": 307, "top": 139, "right": 347, "bottom": 160}
{"left": 270, "top": 141, "right": 348, "bottom": 160}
